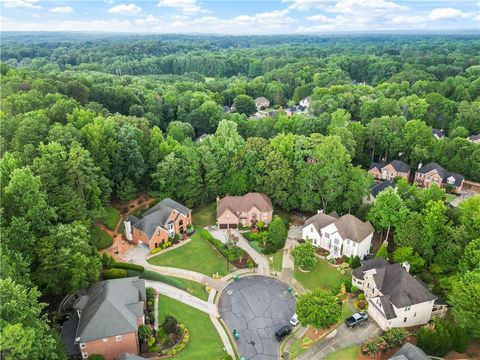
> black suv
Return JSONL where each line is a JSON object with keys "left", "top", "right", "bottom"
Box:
{"left": 345, "top": 312, "right": 369, "bottom": 327}
{"left": 275, "top": 325, "right": 292, "bottom": 341}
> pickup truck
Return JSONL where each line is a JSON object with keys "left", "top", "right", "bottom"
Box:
{"left": 345, "top": 312, "right": 368, "bottom": 327}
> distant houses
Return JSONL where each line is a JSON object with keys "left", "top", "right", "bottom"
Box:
{"left": 415, "top": 162, "right": 464, "bottom": 194}
{"left": 368, "top": 160, "right": 410, "bottom": 182}
{"left": 432, "top": 128, "right": 445, "bottom": 140}
{"left": 363, "top": 180, "right": 397, "bottom": 204}
{"left": 254, "top": 97, "right": 270, "bottom": 110}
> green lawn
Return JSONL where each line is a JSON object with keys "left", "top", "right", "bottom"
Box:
{"left": 104, "top": 206, "right": 120, "bottom": 230}
{"left": 271, "top": 249, "right": 284, "bottom": 272}
{"left": 445, "top": 194, "right": 456, "bottom": 203}
{"left": 192, "top": 203, "right": 217, "bottom": 227}
{"left": 324, "top": 345, "right": 358, "bottom": 360}
{"left": 294, "top": 259, "right": 351, "bottom": 292}
{"left": 90, "top": 227, "right": 113, "bottom": 250}
{"left": 157, "top": 295, "right": 226, "bottom": 360}
{"left": 148, "top": 230, "right": 228, "bottom": 276}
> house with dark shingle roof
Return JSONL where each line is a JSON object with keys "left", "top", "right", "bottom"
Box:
{"left": 363, "top": 181, "right": 397, "bottom": 204}
{"left": 368, "top": 160, "right": 410, "bottom": 181}
{"left": 302, "top": 212, "right": 374, "bottom": 259}
{"left": 468, "top": 133, "right": 480, "bottom": 144}
{"left": 124, "top": 198, "right": 192, "bottom": 250}
{"left": 389, "top": 342, "right": 430, "bottom": 360}
{"left": 415, "top": 162, "right": 464, "bottom": 194}
{"left": 432, "top": 128, "right": 445, "bottom": 140}
{"left": 216, "top": 192, "right": 273, "bottom": 229}
{"left": 352, "top": 259, "right": 439, "bottom": 330}
{"left": 60, "top": 277, "right": 146, "bottom": 360}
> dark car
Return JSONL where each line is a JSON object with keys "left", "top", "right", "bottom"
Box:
{"left": 275, "top": 325, "right": 292, "bottom": 341}
{"left": 345, "top": 312, "right": 369, "bottom": 327}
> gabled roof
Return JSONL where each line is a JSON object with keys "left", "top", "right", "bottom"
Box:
{"left": 416, "top": 162, "right": 464, "bottom": 186}
{"left": 352, "top": 258, "right": 389, "bottom": 280}
{"left": 369, "top": 161, "right": 385, "bottom": 171}
{"left": 468, "top": 134, "right": 480, "bottom": 141}
{"left": 432, "top": 128, "right": 444, "bottom": 138}
{"left": 304, "top": 213, "right": 374, "bottom": 243}
{"left": 389, "top": 160, "right": 410, "bottom": 173}
{"left": 127, "top": 198, "right": 191, "bottom": 239}
{"left": 371, "top": 181, "right": 396, "bottom": 198}
{"left": 217, "top": 192, "right": 273, "bottom": 218}
{"left": 74, "top": 277, "right": 146, "bottom": 342}
{"left": 390, "top": 342, "right": 430, "bottom": 360}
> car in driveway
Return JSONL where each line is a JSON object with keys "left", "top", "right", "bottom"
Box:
{"left": 275, "top": 325, "right": 292, "bottom": 341}
{"left": 345, "top": 312, "right": 368, "bottom": 327}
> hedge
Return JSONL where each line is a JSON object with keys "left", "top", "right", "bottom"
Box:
{"left": 114, "top": 262, "right": 145, "bottom": 273}
{"left": 103, "top": 268, "right": 128, "bottom": 279}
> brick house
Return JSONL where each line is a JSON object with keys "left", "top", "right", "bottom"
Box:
{"left": 216, "top": 192, "right": 273, "bottom": 229}
{"left": 124, "top": 198, "right": 192, "bottom": 251}
{"left": 415, "top": 162, "right": 464, "bottom": 194}
{"left": 352, "top": 259, "right": 446, "bottom": 330}
{"left": 60, "top": 277, "right": 146, "bottom": 360}
{"left": 368, "top": 160, "right": 410, "bottom": 181}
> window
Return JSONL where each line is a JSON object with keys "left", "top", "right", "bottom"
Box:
{"left": 325, "top": 233, "right": 330, "bottom": 238}
{"left": 414, "top": 313, "right": 416, "bottom": 317}
{"left": 103, "top": 338, "right": 108, "bottom": 342}
{"left": 116, "top": 335, "right": 123, "bottom": 342}
{"left": 405, "top": 306, "right": 410, "bottom": 311}
{"left": 80, "top": 343, "right": 86, "bottom": 349}
{"left": 311, "top": 227, "right": 313, "bottom": 233}
{"left": 82, "top": 352, "right": 88, "bottom": 359}
{"left": 404, "top": 317, "right": 407, "bottom": 323}
{"left": 334, "top": 239, "right": 339, "bottom": 245}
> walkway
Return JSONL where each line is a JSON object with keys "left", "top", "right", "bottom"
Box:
{"left": 281, "top": 225, "right": 301, "bottom": 284}
{"left": 232, "top": 230, "right": 270, "bottom": 275}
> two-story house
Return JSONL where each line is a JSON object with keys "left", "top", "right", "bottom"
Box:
{"left": 216, "top": 192, "right": 273, "bottom": 229}
{"left": 368, "top": 160, "right": 410, "bottom": 181}
{"left": 254, "top": 97, "right": 270, "bottom": 110}
{"left": 352, "top": 259, "right": 444, "bottom": 330}
{"left": 124, "top": 198, "right": 192, "bottom": 251}
{"left": 60, "top": 277, "right": 146, "bottom": 360}
{"left": 302, "top": 213, "right": 374, "bottom": 259}
{"left": 415, "top": 162, "right": 464, "bottom": 194}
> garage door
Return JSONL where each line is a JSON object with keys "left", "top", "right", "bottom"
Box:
{"left": 229, "top": 224, "right": 237, "bottom": 229}
{"left": 219, "top": 224, "right": 228, "bottom": 229}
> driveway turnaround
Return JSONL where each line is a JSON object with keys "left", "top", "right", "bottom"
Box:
{"left": 218, "top": 276, "right": 296, "bottom": 360}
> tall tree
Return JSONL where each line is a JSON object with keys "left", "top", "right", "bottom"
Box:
{"left": 368, "top": 188, "right": 406, "bottom": 242}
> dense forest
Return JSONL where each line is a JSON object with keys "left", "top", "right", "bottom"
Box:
{"left": 1, "top": 34, "right": 479, "bottom": 359}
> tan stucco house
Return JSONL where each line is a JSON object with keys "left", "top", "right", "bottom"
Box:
{"left": 216, "top": 192, "right": 273, "bottom": 229}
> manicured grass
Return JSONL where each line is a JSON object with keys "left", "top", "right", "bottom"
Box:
{"left": 445, "top": 194, "right": 456, "bottom": 202}
{"left": 289, "top": 335, "right": 309, "bottom": 359}
{"left": 192, "top": 202, "right": 216, "bottom": 227}
{"left": 104, "top": 206, "right": 120, "bottom": 230}
{"left": 294, "top": 259, "right": 351, "bottom": 292}
{"left": 271, "top": 248, "right": 284, "bottom": 272}
{"left": 157, "top": 295, "right": 226, "bottom": 360}
{"left": 90, "top": 227, "right": 113, "bottom": 250}
{"left": 249, "top": 240, "right": 264, "bottom": 254}
{"left": 324, "top": 345, "right": 358, "bottom": 360}
{"left": 148, "top": 230, "right": 228, "bottom": 276}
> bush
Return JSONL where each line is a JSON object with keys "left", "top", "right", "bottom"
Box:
{"left": 151, "top": 247, "right": 162, "bottom": 254}
{"left": 114, "top": 262, "right": 145, "bottom": 273}
{"left": 146, "top": 287, "right": 155, "bottom": 299}
{"left": 291, "top": 242, "right": 317, "bottom": 271}
{"left": 163, "top": 316, "right": 178, "bottom": 334}
{"left": 382, "top": 328, "right": 408, "bottom": 348}
{"left": 361, "top": 336, "right": 387, "bottom": 355}
{"left": 101, "top": 252, "right": 116, "bottom": 269}
{"left": 350, "top": 286, "right": 359, "bottom": 293}
{"left": 417, "top": 319, "right": 470, "bottom": 356}
{"left": 89, "top": 356, "right": 105, "bottom": 360}
{"left": 357, "top": 293, "right": 365, "bottom": 300}
{"left": 103, "top": 268, "right": 127, "bottom": 279}
{"left": 139, "top": 325, "right": 153, "bottom": 343}
{"left": 223, "top": 355, "right": 233, "bottom": 360}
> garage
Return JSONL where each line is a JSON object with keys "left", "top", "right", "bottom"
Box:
{"left": 219, "top": 224, "right": 228, "bottom": 229}
{"left": 219, "top": 223, "right": 237, "bottom": 229}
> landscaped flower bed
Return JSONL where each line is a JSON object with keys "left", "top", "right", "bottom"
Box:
{"left": 146, "top": 315, "right": 190, "bottom": 358}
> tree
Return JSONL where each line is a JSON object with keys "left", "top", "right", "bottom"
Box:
{"left": 421, "top": 200, "right": 449, "bottom": 265}
{"left": 291, "top": 242, "right": 317, "bottom": 271}
{"left": 166, "top": 121, "right": 195, "bottom": 141}
{"left": 233, "top": 94, "right": 255, "bottom": 115}
{"left": 458, "top": 238, "right": 480, "bottom": 273}
{"left": 368, "top": 188, "right": 406, "bottom": 242}
{"left": 296, "top": 289, "right": 342, "bottom": 329}
{"left": 375, "top": 243, "right": 388, "bottom": 259}
{"left": 392, "top": 246, "right": 425, "bottom": 273}
{"left": 449, "top": 269, "right": 480, "bottom": 337}
{"left": 265, "top": 215, "right": 287, "bottom": 253}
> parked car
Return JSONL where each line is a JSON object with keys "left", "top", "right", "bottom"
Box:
{"left": 290, "top": 313, "right": 298, "bottom": 326}
{"left": 345, "top": 312, "right": 368, "bottom": 327}
{"left": 275, "top": 325, "right": 292, "bottom": 341}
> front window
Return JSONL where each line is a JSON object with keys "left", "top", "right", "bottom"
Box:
{"left": 80, "top": 343, "right": 86, "bottom": 349}
{"left": 334, "top": 239, "right": 339, "bottom": 245}
{"left": 82, "top": 352, "right": 88, "bottom": 359}
{"left": 116, "top": 335, "right": 123, "bottom": 342}
{"left": 325, "top": 233, "right": 330, "bottom": 239}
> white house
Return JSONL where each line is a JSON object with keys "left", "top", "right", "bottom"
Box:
{"left": 301, "top": 213, "right": 374, "bottom": 259}
{"left": 352, "top": 259, "right": 446, "bottom": 330}
{"left": 299, "top": 97, "right": 311, "bottom": 109}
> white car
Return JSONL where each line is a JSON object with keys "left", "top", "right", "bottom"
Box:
{"left": 290, "top": 313, "right": 299, "bottom": 326}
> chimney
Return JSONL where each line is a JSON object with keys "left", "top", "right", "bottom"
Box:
{"left": 402, "top": 261, "right": 410, "bottom": 273}
{"left": 216, "top": 195, "right": 220, "bottom": 204}
{"left": 417, "top": 162, "right": 423, "bottom": 170}
{"left": 317, "top": 209, "right": 324, "bottom": 214}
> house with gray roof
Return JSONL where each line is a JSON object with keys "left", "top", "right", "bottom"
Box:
{"left": 468, "top": 133, "right": 480, "bottom": 144}
{"left": 302, "top": 212, "right": 374, "bottom": 259}
{"left": 60, "top": 277, "right": 146, "bottom": 360}
{"left": 254, "top": 96, "right": 270, "bottom": 110}
{"left": 368, "top": 160, "right": 410, "bottom": 181}
{"left": 352, "top": 259, "right": 440, "bottom": 330}
{"left": 124, "top": 198, "right": 192, "bottom": 251}
{"left": 415, "top": 162, "right": 464, "bottom": 194}
{"left": 432, "top": 128, "right": 445, "bottom": 140}
{"left": 363, "top": 180, "right": 397, "bottom": 204}
{"left": 389, "top": 342, "right": 430, "bottom": 360}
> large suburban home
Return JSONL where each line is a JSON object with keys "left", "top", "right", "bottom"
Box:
{"left": 432, "top": 128, "right": 445, "bottom": 140}
{"left": 368, "top": 160, "right": 410, "bottom": 181}
{"left": 415, "top": 162, "right": 464, "bottom": 194}
{"left": 352, "top": 259, "right": 446, "bottom": 330}
{"left": 363, "top": 180, "right": 396, "bottom": 204}
{"left": 124, "top": 198, "right": 192, "bottom": 250}
{"left": 254, "top": 96, "right": 270, "bottom": 110}
{"left": 60, "top": 277, "right": 146, "bottom": 360}
{"left": 302, "top": 212, "right": 374, "bottom": 259}
{"left": 216, "top": 192, "right": 273, "bottom": 229}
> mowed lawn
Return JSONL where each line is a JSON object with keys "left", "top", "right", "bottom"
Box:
{"left": 157, "top": 295, "right": 226, "bottom": 360}
{"left": 90, "top": 227, "right": 113, "bottom": 250}
{"left": 271, "top": 249, "right": 284, "bottom": 273}
{"left": 324, "top": 345, "right": 358, "bottom": 360}
{"left": 147, "top": 230, "right": 228, "bottom": 276}
{"left": 192, "top": 202, "right": 216, "bottom": 227}
{"left": 103, "top": 206, "right": 120, "bottom": 230}
{"left": 294, "top": 259, "right": 351, "bottom": 291}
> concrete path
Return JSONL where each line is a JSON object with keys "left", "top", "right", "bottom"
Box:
{"left": 145, "top": 280, "right": 219, "bottom": 316}
{"left": 231, "top": 230, "right": 270, "bottom": 276}
{"left": 296, "top": 320, "right": 381, "bottom": 360}
{"left": 281, "top": 225, "right": 302, "bottom": 285}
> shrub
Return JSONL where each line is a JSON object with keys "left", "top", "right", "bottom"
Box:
{"left": 139, "top": 325, "right": 153, "bottom": 343}
{"left": 382, "top": 328, "right": 408, "bottom": 349}
{"left": 340, "top": 262, "right": 350, "bottom": 269}
{"left": 291, "top": 242, "right": 317, "bottom": 271}
{"left": 114, "top": 262, "right": 145, "bottom": 273}
{"left": 352, "top": 256, "right": 361, "bottom": 268}
{"left": 350, "top": 286, "right": 359, "bottom": 293}
{"left": 355, "top": 300, "right": 368, "bottom": 310}
{"left": 361, "top": 336, "right": 387, "bottom": 355}
{"left": 151, "top": 247, "right": 162, "bottom": 254}
{"left": 89, "top": 355, "right": 105, "bottom": 360}
{"left": 148, "top": 312, "right": 155, "bottom": 324}
{"left": 101, "top": 252, "right": 116, "bottom": 269}
{"left": 223, "top": 355, "right": 233, "bottom": 360}
{"left": 146, "top": 287, "right": 155, "bottom": 299}
{"left": 357, "top": 293, "right": 365, "bottom": 300}
{"left": 103, "top": 268, "right": 127, "bottom": 279}
{"left": 417, "top": 319, "right": 470, "bottom": 356}
{"left": 163, "top": 316, "right": 178, "bottom": 334}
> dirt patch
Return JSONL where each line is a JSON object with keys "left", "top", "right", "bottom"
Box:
{"left": 299, "top": 324, "right": 336, "bottom": 350}
{"left": 445, "top": 339, "right": 480, "bottom": 360}
{"left": 230, "top": 254, "right": 255, "bottom": 269}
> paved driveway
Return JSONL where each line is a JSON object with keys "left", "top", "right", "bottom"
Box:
{"left": 218, "top": 276, "right": 295, "bottom": 360}
{"left": 123, "top": 243, "right": 149, "bottom": 263}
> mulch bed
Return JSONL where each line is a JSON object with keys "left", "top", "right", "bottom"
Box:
{"left": 230, "top": 254, "right": 255, "bottom": 269}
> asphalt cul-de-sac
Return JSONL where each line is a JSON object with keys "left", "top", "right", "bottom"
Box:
{"left": 218, "top": 276, "right": 296, "bottom": 360}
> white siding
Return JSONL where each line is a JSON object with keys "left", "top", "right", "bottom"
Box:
{"left": 302, "top": 224, "right": 321, "bottom": 246}
{"left": 356, "top": 233, "right": 373, "bottom": 259}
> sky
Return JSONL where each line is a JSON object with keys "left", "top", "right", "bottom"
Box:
{"left": 1, "top": 0, "right": 480, "bottom": 34}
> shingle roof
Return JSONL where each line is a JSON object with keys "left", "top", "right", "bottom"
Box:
{"left": 371, "top": 181, "right": 396, "bottom": 198}
{"left": 416, "top": 162, "right": 464, "bottom": 187}
{"left": 390, "top": 342, "right": 430, "bottom": 360}
{"left": 304, "top": 213, "right": 374, "bottom": 243}
{"left": 432, "top": 128, "right": 444, "bottom": 138}
{"left": 373, "top": 263, "right": 437, "bottom": 308}
{"left": 255, "top": 97, "right": 270, "bottom": 106}
{"left": 389, "top": 160, "right": 410, "bottom": 173}
{"left": 468, "top": 134, "right": 480, "bottom": 141}
{"left": 74, "top": 277, "right": 146, "bottom": 342}
{"left": 217, "top": 193, "right": 273, "bottom": 218}
{"left": 352, "top": 258, "right": 390, "bottom": 280}
{"left": 128, "top": 198, "right": 191, "bottom": 239}
{"left": 368, "top": 161, "right": 385, "bottom": 171}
